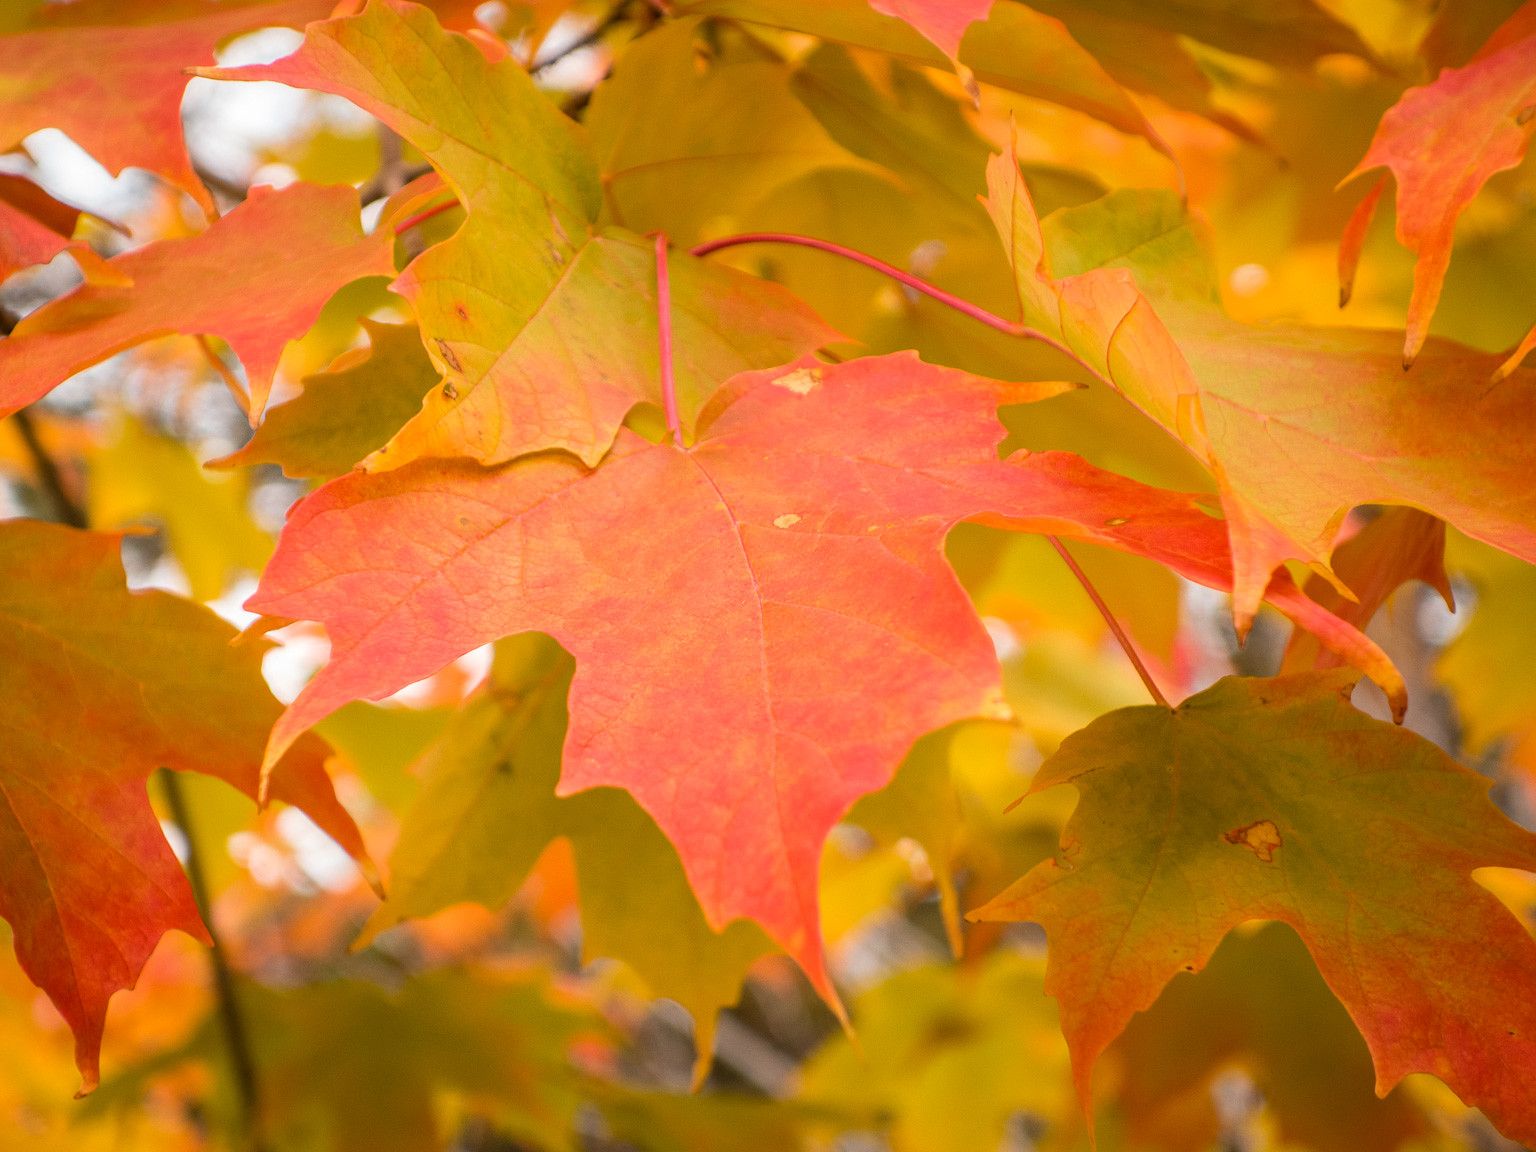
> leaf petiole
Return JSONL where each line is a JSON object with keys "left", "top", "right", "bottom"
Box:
{"left": 391, "top": 196, "right": 459, "bottom": 235}
{"left": 1048, "top": 536, "right": 1171, "bottom": 709}
{"left": 690, "top": 231, "right": 1076, "bottom": 358}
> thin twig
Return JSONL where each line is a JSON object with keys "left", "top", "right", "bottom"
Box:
{"left": 374, "top": 125, "right": 407, "bottom": 198}
{"left": 1047, "top": 536, "right": 1170, "bottom": 708}
{"left": 160, "top": 772, "right": 269, "bottom": 1152}
{"left": 5, "top": 304, "right": 88, "bottom": 527}
{"left": 531, "top": 1, "right": 632, "bottom": 73}
{"left": 192, "top": 162, "right": 251, "bottom": 207}
{"left": 14, "top": 408, "right": 86, "bottom": 528}
{"left": 358, "top": 162, "right": 433, "bottom": 209}
{"left": 392, "top": 196, "right": 460, "bottom": 235}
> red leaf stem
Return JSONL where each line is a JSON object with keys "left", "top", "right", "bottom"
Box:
{"left": 392, "top": 196, "right": 459, "bottom": 235}
{"left": 690, "top": 231, "right": 1075, "bottom": 358}
{"left": 1048, "top": 535, "right": 1170, "bottom": 709}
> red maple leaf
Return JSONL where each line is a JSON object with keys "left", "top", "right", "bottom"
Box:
{"left": 249, "top": 353, "right": 1397, "bottom": 992}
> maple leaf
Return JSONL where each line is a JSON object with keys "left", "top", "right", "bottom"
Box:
{"left": 0, "top": 0, "right": 335, "bottom": 214}
{"left": 247, "top": 353, "right": 1400, "bottom": 991}
{"left": 1116, "top": 924, "right": 1435, "bottom": 1152}
{"left": 0, "top": 520, "right": 368, "bottom": 1091}
{"left": 360, "top": 634, "right": 773, "bottom": 1085}
{"left": 141, "top": 971, "right": 598, "bottom": 1152}
{"left": 0, "top": 182, "right": 394, "bottom": 423}
{"left": 213, "top": 320, "right": 441, "bottom": 480}
{"left": 0, "top": 174, "right": 84, "bottom": 285}
{"left": 970, "top": 670, "right": 1536, "bottom": 1144}
{"left": 1340, "top": 1, "right": 1536, "bottom": 365}
{"left": 1035, "top": 0, "right": 1372, "bottom": 67}
{"left": 88, "top": 415, "right": 273, "bottom": 601}
{"left": 668, "top": 0, "right": 1175, "bottom": 158}
{"left": 986, "top": 143, "right": 1536, "bottom": 631}
{"left": 842, "top": 724, "right": 973, "bottom": 954}
{"left": 1008, "top": 0, "right": 1369, "bottom": 145}
{"left": 584, "top": 18, "right": 874, "bottom": 246}
{"left": 799, "top": 951, "right": 1074, "bottom": 1152}
{"left": 204, "top": 0, "right": 835, "bottom": 469}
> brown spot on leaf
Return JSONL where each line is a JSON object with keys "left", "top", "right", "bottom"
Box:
{"left": 442, "top": 381, "right": 459, "bottom": 401}
{"left": 454, "top": 302, "right": 469, "bottom": 321}
{"left": 434, "top": 337, "right": 462, "bottom": 373}
{"left": 1224, "top": 819, "right": 1283, "bottom": 862}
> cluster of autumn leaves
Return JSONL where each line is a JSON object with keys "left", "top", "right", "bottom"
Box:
{"left": 3, "top": 0, "right": 1536, "bottom": 1149}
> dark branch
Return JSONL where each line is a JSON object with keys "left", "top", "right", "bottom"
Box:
{"left": 159, "top": 772, "right": 270, "bottom": 1152}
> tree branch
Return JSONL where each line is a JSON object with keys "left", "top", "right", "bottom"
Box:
{"left": 159, "top": 771, "right": 269, "bottom": 1152}
{"left": 531, "top": 1, "right": 634, "bottom": 74}
{"left": 13, "top": 409, "right": 86, "bottom": 529}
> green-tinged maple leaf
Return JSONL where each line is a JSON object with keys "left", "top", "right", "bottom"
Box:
{"left": 799, "top": 952, "right": 1076, "bottom": 1152}
{"left": 1035, "top": 0, "right": 1372, "bottom": 68}
{"left": 0, "top": 520, "right": 368, "bottom": 1091}
{"left": 787, "top": 45, "right": 994, "bottom": 215}
{"left": 0, "top": 183, "right": 395, "bottom": 422}
{"left": 204, "top": 0, "right": 834, "bottom": 469}
{"left": 986, "top": 141, "right": 1536, "bottom": 631}
{"left": 361, "top": 634, "right": 773, "bottom": 1084}
{"left": 0, "top": 0, "right": 335, "bottom": 213}
{"left": 0, "top": 174, "right": 83, "bottom": 284}
{"left": 584, "top": 19, "right": 869, "bottom": 244}
{"left": 1003, "top": 0, "right": 1367, "bottom": 142}
{"left": 131, "top": 971, "right": 598, "bottom": 1152}
{"left": 214, "top": 320, "right": 440, "bottom": 480}
{"left": 88, "top": 415, "right": 272, "bottom": 601}
{"left": 970, "top": 670, "right": 1536, "bottom": 1144}
{"left": 672, "top": 0, "right": 1175, "bottom": 157}
{"left": 842, "top": 726, "right": 971, "bottom": 954}
{"left": 247, "top": 353, "right": 1399, "bottom": 998}
{"left": 1340, "top": 1, "right": 1536, "bottom": 365}
{"left": 1115, "top": 924, "right": 1436, "bottom": 1152}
